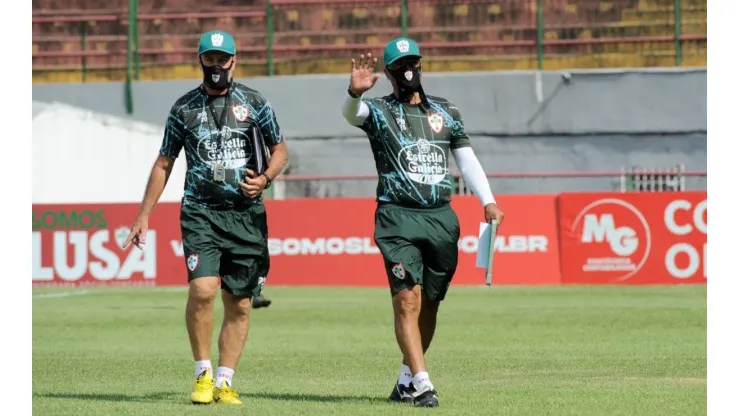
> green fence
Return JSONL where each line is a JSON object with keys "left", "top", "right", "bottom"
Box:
{"left": 32, "top": 0, "right": 707, "bottom": 85}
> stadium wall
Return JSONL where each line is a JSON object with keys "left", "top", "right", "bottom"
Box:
{"left": 32, "top": 68, "right": 706, "bottom": 136}
{"left": 32, "top": 68, "right": 707, "bottom": 200}
{"left": 32, "top": 192, "right": 708, "bottom": 287}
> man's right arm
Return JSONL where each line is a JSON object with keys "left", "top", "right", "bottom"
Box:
{"left": 137, "top": 155, "right": 175, "bottom": 218}
{"left": 341, "top": 90, "right": 370, "bottom": 127}
{"left": 137, "top": 105, "right": 185, "bottom": 218}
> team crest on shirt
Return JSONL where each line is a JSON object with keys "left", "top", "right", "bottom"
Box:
{"left": 187, "top": 253, "right": 199, "bottom": 272}
{"left": 427, "top": 113, "right": 444, "bottom": 133}
{"left": 392, "top": 263, "right": 406, "bottom": 280}
{"left": 232, "top": 105, "right": 249, "bottom": 121}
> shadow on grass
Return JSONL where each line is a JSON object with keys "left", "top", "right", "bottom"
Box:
{"left": 248, "top": 392, "right": 388, "bottom": 404}
{"left": 37, "top": 391, "right": 394, "bottom": 406}
{"left": 35, "top": 391, "right": 180, "bottom": 403}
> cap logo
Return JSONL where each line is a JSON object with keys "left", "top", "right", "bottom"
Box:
{"left": 396, "top": 39, "right": 410, "bottom": 53}
{"left": 211, "top": 33, "right": 224, "bottom": 47}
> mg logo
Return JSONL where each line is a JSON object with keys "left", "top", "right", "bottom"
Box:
{"left": 581, "top": 214, "right": 639, "bottom": 257}
{"left": 571, "top": 199, "right": 651, "bottom": 282}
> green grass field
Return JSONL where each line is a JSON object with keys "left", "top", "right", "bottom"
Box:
{"left": 32, "top": 285, "right": 707, "bottom": 416}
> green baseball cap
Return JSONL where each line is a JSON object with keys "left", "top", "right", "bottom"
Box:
{"left": 383, "top": 37, "right": 422, "bottom": 66}
{"left": 198, "top": 30, "right": 236, "bottom": 56}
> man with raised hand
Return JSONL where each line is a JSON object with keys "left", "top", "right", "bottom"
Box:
{"left": 340, "top": 37, "right": 505, "bottom": 408}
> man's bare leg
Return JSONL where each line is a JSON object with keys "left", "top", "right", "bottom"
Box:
{"left": 399, "top": 296, "right": 440, "bottom": 386}
{"left": 401, "top": 295, "right": 440, "bottom": 358}
{"left": 186, "top": 277, "right": 220, "bottom": 375}
{"left": 393, "top": 286, "right": 426, "bottom": 376}
{"left": 419, "top": 297, "right": 440, "bottom": 353}
{"left": 215, "top": 291, "right": 252, "bottom": 391}
{"left": 391, "top": 285, "right": 439, "bottom": 407}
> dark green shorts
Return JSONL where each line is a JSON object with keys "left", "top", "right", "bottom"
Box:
{"left": 373, "top": 203, "right": 460, "bottom": 301}
{"left": 180, "top": 201, "right": 269, "bottom": 298}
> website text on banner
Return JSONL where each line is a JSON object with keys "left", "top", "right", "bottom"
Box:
{"left": 266, "top": 195, "right": 560, "bottom": 286}
{"left": 31, "top": 195, "right": 560, "bottom": 287}
{"left": 557, "top": 192, "right": 707, "bottom": 284}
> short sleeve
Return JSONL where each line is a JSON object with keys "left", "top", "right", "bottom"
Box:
{"left": 256, "top": 97, "right": 283, "bottom": 146}
{"left": 449, "top": 105, "right": 471, "bottom": 150}
{"left": 159, "top": 105, "right": 186, "bottom": 158}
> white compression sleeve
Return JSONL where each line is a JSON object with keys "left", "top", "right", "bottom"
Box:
{"left": 452, "top": 147, "right": 496, "bottom": 206}
{"left": 341, "top": 90, "right": 370, "bottom": 126}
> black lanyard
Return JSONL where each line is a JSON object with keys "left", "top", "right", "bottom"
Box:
{"left": 207, "top": 91, "right": 231, "bottom": 132}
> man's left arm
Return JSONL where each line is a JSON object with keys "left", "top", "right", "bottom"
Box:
{"left": 241, "top": 97, "right": 289, "bottom": 198}
{"left": 449, "top": 106, "right": 504, "bottom": 224}
{"left": 449, "top": 107, "right": 495, "bottom": 206}
{"left": 258, "top": 97, "right": 289, "bottom": 185}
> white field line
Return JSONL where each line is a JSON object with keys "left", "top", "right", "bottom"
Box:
{"left": 32, "top": 290, "right": 91, "bottom": 299}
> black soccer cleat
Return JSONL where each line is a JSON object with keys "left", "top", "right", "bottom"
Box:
{"left": 252, "top": 295, "right": 272, "bottom": 309}
{"left": 388, "top": 382, "right": 415, "bottom": 403}
{"left": 413, "top": 388, "right": 439, "bottom": 408}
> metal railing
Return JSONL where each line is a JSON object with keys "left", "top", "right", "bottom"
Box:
{"left": 33, "top": 0, "right": 707, "bottom": 84}
{"left": 265, "top": 169, "right": 708, "bottom": 199}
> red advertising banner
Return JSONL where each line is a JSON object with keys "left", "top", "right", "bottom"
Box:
{"left": 32, "top": 203, "right": 184, "bottom": 287}
{"left": 265, "top": 195, "right": 561, "bottom": 286}
{"left": 32, "top": 195, "right": 561, "bottom": 287}
{"left": 557, "top": 192, "right": 707, "bottom": 284}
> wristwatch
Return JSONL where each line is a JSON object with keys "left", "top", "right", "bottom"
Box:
{"left": 261, "top": 172, "right": 273, "bottom": 189}
{"left": 347, "top": 86, "right": 361, "bottom": 99}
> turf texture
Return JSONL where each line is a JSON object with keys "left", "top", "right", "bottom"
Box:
{"left": 32, "top": 285, "right": 706, "bottom": 415}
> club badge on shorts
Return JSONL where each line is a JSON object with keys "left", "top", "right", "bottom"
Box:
{"left": 232, "top": 105, "right": 249, "bottom": 122}
{"left": 212, "top": 162, "right": 226, "bottom": 182}
{"left": 187, "top": 253, "right": 199, "bottom": 272}
{"left": 427, "top": 113, "right": 444, "bottom": 134}
{"left": 392, "top": 263, "right": 406, "bottom": 280}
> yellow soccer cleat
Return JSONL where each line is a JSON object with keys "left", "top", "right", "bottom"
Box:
{"left": 214, "top": 382, "right": 243, "bottom": 405}
{"left": 191, "top": 369, "right": 215, "bottom": 405}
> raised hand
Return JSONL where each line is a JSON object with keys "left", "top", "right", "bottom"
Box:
{"left": 349, "top": 53, "right": 381, "bottom": 96}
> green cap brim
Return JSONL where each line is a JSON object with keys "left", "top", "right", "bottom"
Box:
{"left": 199, "top": 47, "right": 234, "bottom": 56}
{"left": 386, "top": 53, "right": 422, "bottom": 66}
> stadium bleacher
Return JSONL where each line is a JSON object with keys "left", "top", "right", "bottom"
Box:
{"left": 32, "top": 0, "right": 707, "bottom": 83}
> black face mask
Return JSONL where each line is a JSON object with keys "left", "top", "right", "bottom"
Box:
{"left": 388, "top": 64, "right": 422, "bottom": 99}
{"left": 201, "top": 61, "right": 233, "bottom": 91}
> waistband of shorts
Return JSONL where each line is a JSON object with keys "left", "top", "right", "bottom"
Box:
{"left": 182, "top": 197, "right": 262, "bottom": 212}
{"left": 376, "top": 201, "right": 451, "bottom": 213}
